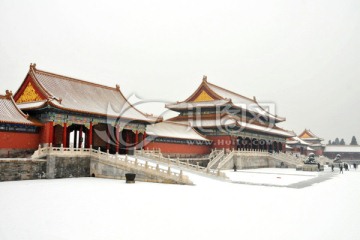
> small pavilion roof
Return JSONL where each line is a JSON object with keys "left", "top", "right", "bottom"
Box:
{"left": 146, "top": 121, "right": 210, "bottom": 141}
{"left": 0, "top": 92, "right": 40, "bottom": 126}
{"left": 298, "top": 129, "right": 323, "bottom": 141}
{"left": 14, "top": 64, "right": 160, "bottom": 123}
{"left": 307, "top": 146, "right": 315, "bottom": 151}
{"left": 166, "top": 76, "right": 285, "bottom": 123}
{"left": 287, "top": 136, "right": 310, "bottom": 146}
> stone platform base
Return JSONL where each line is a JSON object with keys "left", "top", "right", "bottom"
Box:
{"left": 297, "top": 164, "right": 324, "bottom": 172}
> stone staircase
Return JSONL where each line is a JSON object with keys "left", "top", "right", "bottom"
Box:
{"left": 206, "top": 149, "right": 225, "bottom": 170}
{"left": 135, "top": 149, "right": 227, "bottom": 179}
{"left": 32, "top": 145, "right": 193, "bottom": 185}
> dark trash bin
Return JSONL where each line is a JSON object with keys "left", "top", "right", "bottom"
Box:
{"left": 125, "top": 173, "right": 136, "bottom": 183}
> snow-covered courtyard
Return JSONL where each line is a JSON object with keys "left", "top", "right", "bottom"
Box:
{"left": 0, "top": 168, "right": 359, "bottom": 240}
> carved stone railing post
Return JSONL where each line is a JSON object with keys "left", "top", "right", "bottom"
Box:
{"left": 179, "top": 170, "right": 183, "bottom": 180}
{"left": 167, "top": 166, "right": 171, "bottom": 175}
{"left": 61, "top": 144, "right": 64, "bottom": 153}
{"left": 156, "top": 163, "right": 160, "bottom": 172}
{"left": 196, "top": 162, "right": 199, "bottom": 171}
{"left": 134, "top": 158, "right": 138, "bottom": 166}
{"left": 145, "top": 161, "right": 148, "bottom": 169}
{"left": 186, "top": 159, "right": 189, "bottom": 167}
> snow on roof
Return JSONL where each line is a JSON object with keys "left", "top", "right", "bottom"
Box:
{"left": 237, "top": 121, "right": 294, "bottom": 137}
{"left": 324, "top": 145, "right": 360, "bottom": 153}
{"left": 287, "top": 136, "right": 310, "bottom": 146}
{"left": 16, "top": 65, "right": 159, "bottom": 122}
{"left": 165, "top": 99, "right": 230, "bottom": 109}
{"left": 0, "top": 94, "right": 39, "bottom": 125}
{"left": 285, "top": 144, "right": 293, "bottom": 149}
{"left": 17, "top": 100, "right": 47, "bottom": 110}
{"left": 307, "top": 146, "right": 315, "bottom": 151}
{"left": 166, "top": 78, "right": 285, "bottom": 123}
{"left": 299, "top": 129, "right": 323, "bottom": 140}
{"left": 168, "top": 115, "right": 293, "bottom": 137}
{"left": 146, "top": 121, "right": 210, "bottom": 141}
{"left": 206, "top": 82, "right": 255, "bottom": 106}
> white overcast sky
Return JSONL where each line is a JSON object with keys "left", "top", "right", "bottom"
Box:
{"left": 0, "top": 0, "right": 359, "bottom": 143}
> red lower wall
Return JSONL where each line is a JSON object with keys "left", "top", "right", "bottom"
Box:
{"left": 145, "top": 142, "right": 211, "bottom": 155}
{"left": 0, "top": 131, "right": 40, "bottom": 149}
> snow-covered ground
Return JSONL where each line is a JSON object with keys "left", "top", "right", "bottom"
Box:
{"left": 0, "top": 168, "right": 359, "bottom": 240}
{"left": 224, "top": 168, "right": 319, "bottom": 186}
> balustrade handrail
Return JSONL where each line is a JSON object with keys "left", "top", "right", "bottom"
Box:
{"left": 206, "top": 149, "right": 224, "bottom": 170}
{"left": 32, "top": 146, "right": 192, "bottom": 185}
{"left": 217, "top": 151, "right": 235, "bottom": 169}
{"left": 135, "top": 149, "right": 227, "bottom": 178}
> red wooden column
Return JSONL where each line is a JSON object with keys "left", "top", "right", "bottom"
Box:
{"left": 143, "top": 131, "right": 147, "bottom": 150}
{"left": 73, "top": 129, "right": 77, "bottom": 148}
{"left": 78, "top": 126, "right": 83, "bottom": 148}
{"left": 115, "top": 126, "right": 120, "bottom": 153}
{"left": 62, "top": 122, "right": 67, "bottom": 147}
{"left": 106, "top": 125, "right": 111, "bottom": 151}
{"left": 135, "top": 130, "right": 139, "bottom": 150}
{"left": 125, "top": 131, "right": 130, "bottom": 154}
{"left": 48, "top": 121, "right": 54, "bottom": 145}
{"left": 89, "top": 122, "right": 93, "bottom": 148}
{"left": 282, "top": 143, "right": 286, "bottom": 153}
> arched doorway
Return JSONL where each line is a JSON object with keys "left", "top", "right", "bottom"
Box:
{"left": 252, "top": 138, "right": 258, "bottom": 150}
{"left": 244, "top": 137, "right": 251, "bottom": 150}
{"left": 68, "top": 124, "right": 87, "bottom": 148}
{"left": 268, "top": 141, "right": 273, "bottom": 153}
{"left": 259, "top": 139, "right": 266, "bottom": 151}
{"left": 278, "top": 142, "right": 283, "bottom": 153}
{"left": 273, "top": 141, "right": 278, "bottom": 153}
{"left": 237, "top": 137, "right": 244, "bottom": 150}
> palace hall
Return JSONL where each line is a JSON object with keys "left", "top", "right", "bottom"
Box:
{"left": 1, "top": 64, "right": 294, "bottom": 157}
{"left": 166, "top": 76, "right": 294, "bottom": 152}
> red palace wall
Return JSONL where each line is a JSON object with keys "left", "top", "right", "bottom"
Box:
{"left": 145, "top": 142, "right": 211, "bottom": 155}
{"left": 39, "top": 122, "right": 53, "bottom": 145}
{"left": 0, "top": 131, "right": 40, "bottom": 149}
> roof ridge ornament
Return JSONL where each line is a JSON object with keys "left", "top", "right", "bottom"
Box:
{"left": 30, "top": 63, "right": 36, "bottom": 70}
{"left": 202, "top": 75, "right": 207, "bottom": 82}
{"left": 5, "top": 90, "right": 13, "bottom": 99}
{"left": 116, "top": 84, "right": 120, "bottom": 90}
